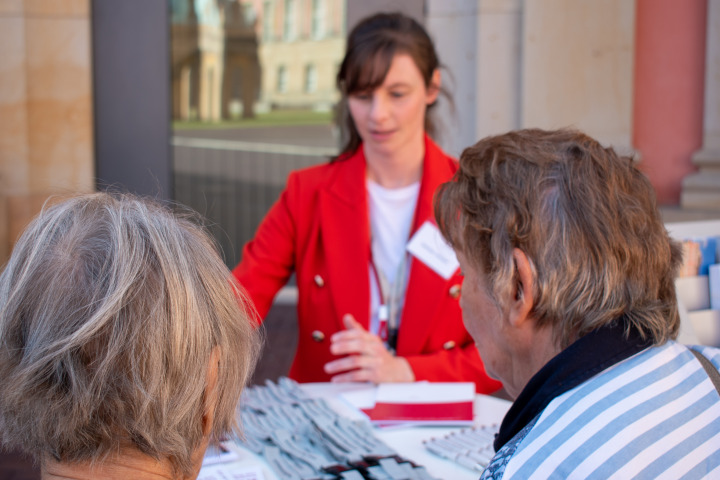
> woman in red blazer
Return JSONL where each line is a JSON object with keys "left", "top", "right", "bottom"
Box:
{"left": 233, "top": 12, "right": 501, "bottom": 393}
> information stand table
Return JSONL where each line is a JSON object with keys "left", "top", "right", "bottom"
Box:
{"left": 203, "top": 382, "right": 512, "bottom": 480}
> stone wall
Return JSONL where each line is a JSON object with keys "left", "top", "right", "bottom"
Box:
{"left": 0, "top": 0, "right": 95, "bottom": 261}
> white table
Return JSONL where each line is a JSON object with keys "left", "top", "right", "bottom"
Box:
{"left": 208, "top": 383, "right": 512, "bottom": 480}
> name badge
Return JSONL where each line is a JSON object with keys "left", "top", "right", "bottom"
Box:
{"left": 406, "top": 221, "right": 459, "bottom": 280}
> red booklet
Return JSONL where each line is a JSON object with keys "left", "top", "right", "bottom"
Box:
{"left": 356, "top": 382, "right": 475, "bottom": 426}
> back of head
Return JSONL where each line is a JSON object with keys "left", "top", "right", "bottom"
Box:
{"left": 435, "top": 128, "right": 682, "bottom": 347}
{"left": 336, "top": 12, "right": 442, "bottom": 157}
{"left": 0, "top": 193, "right": 259, "bottom": 477}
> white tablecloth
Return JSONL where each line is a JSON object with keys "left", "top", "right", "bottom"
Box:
{"left": 209, "top": 382, "right": 512, "bottom": 480}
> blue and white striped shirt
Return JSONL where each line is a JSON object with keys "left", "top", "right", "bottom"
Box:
{"left": 481, "top": 342, "right": 720, "bottom": 479}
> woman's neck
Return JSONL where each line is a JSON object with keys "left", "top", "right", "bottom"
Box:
{"left": 42, "top": 449, "right": 188, "bottom": 480}
{"left": 364, "top": 135, "right": 425, "bottom": 189}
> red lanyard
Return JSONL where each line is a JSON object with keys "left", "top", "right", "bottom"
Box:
{"left": 369, "top": 252, "right": 401, "bottom": 352}
{"left": 370, "top": 259, "right": 389, "bottom": 342}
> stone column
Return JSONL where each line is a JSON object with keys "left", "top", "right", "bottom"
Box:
{"left": 633, "top": 0, "right": 708, "bottom": 205}
{"left": 682, "top": 0, "right": 720, "bottom": 209}
{"left": 427, "top": 0, "right": 522, "bottom": 157}
{"left": 0, "top": 1, "right": 95, "bottom": 261}
{"left": 522, "top": 0, "right": 636, "bottom": 152}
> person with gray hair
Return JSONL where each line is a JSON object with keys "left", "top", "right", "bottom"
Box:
{"left": 435, "top": 128, "right": 720, "bottom": 478}
{"left": 0, "top": 193, "right": 259, "bottom": 480}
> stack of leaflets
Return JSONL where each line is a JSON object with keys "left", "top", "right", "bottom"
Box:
{"left": 339, "top": 382, "right": 475, "bottom": 427}
{"left": 233, "top": 378, "right": 440, "bottom": 480}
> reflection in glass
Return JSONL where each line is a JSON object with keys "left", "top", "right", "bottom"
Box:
{"left": 283, "top": 0, "right": 296, "bottom": 41}
{"left": 311, "top": 0, "right": 325, "bottom": 39}
{"left": 170, "top": 0, "right": 345, "bottom": 266}
{"left": 305, "top": 64, "right": 317, "bottom": 93}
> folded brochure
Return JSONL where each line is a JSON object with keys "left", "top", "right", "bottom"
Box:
{"left": 340, "top": 382, "right": 475, "bottom": 426}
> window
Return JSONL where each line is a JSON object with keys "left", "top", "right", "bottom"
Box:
{"left": 283, "top": 0, "right": 296, "bottom": 41}
{"left": 168, "top": 0, "right": 345, "bottom": 269}
{"left": 243, "top": 3, "right": 256, "bottom": 26}
{"left": 262, "top": 1, "right": 273, "bottom": 41}
{"left": 207, "top": 67, "right": 216, "bottom": 120}
{"left": 305, "top": 64, "right": 317, "bottom": 93}
{"left": 311, "top": 0, "right": 325, "bottom": 39}
{"left": 277, "top": 65, "right": 287, "bottom": 93}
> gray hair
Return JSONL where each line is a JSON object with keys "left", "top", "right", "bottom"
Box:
{"left": 0, "top": 193, "right": 260, "bottom": 477}
{"left": 435, "top": 128, "right": 683, "bottom": 348}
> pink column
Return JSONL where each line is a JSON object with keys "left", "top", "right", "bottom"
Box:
{"left": 633, "top": 0, "right": 707, "bottom": 205}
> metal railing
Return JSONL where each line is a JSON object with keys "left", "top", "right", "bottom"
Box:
{"left": 173, "top": 136, "right": 338, "bottom": 268}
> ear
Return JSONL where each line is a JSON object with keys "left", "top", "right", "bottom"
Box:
{"left": 426, "top": 69, "right": 441, "bottom": 105}
{"left": 201, "top": 346, "right": 221, "bottom": 437}
{"left": 508, "top": 248, "right": 534, "bottom": 328}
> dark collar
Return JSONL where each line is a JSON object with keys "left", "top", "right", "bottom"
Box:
{"left": 494, "top": 318, "right": 653, "bottom": 451}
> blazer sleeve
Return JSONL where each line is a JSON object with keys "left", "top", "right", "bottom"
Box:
{"left": 232, "top": 172, "right": 300, "bottom": 320}
{"left": 404, "top": 343, "right": 502, "bottom": 394}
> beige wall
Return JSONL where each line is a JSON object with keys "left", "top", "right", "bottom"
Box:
{"left": 429, "top": 0, "right": 719, "bottom": 208}
{"left": 522, "top": 0, "right": 635, "bottom": 150}
{"left": 427, "top": 0, "right": 523, "bottom": 156}
{"left": 427, "top": 0, "right": 635, "bottom": 155}
{"left": 0, "top": 0, "right": 94, "bottom": 261}
{"left": 428, "top": 0, "right": 635, "bottom": 156}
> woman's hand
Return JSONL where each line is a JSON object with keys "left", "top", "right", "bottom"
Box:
{"left": 323, "top": 314, "right": 415, "bottom": 383}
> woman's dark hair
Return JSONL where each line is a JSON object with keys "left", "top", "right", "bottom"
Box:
{"left": 335, "top": 12, "right": 444, "bottom": 158}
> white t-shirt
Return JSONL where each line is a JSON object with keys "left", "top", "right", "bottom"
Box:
{"left": 366, "top": 179, "right": 420, "bottom": 337}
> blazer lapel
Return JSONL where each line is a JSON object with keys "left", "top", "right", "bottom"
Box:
{"left": 412, "top": 135, "right": 455, "bottom": 233}
{"left": 398, "top": 136, "right": 459, "bottom": 353}
{"left": 319, "top": 149, "right": 371, "bottom": 330}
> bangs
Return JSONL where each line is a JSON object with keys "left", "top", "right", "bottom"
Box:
{"left": 341, "top": 43, "right": 396, "bottom": 94}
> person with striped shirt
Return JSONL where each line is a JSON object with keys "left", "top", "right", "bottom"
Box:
{"left": 434, "top": 128, "right": 720, "bottom": 479}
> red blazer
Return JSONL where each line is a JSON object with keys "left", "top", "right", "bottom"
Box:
{"left": 233, "top": 136, "right": 501, "bottom": 393}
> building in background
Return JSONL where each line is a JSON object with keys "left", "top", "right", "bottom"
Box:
{"left": 256, "top": 0, "right": 345, "bottom": 112}
{"left": 170, "top": 0, "right": 345, "bottom": 120}
{"left": 1, "top": 0, "right": 719, "bottom": 264}
{"left": 171, "top": 0, "right": 261, "bottom": 120}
